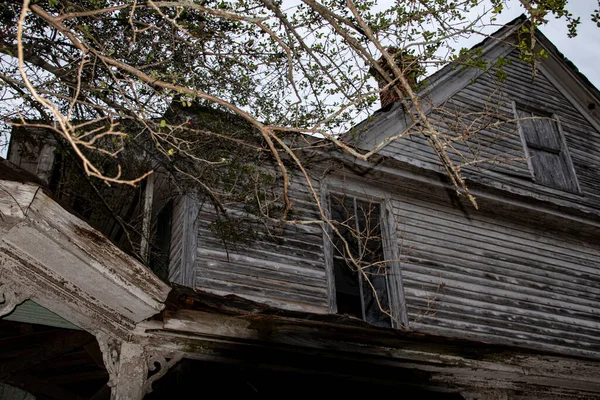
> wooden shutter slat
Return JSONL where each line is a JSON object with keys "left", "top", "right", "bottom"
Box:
{"left": 529, "top": 149, "right": 574, "bottom": 190}
{"left": 518, "top": 109, "right": 540, "bottom": 145}
{"left": 535, "top": 117, "right": 561, "bottom": 150}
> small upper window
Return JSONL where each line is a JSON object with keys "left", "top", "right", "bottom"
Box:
{"left": 516, "top": 107, "right": 579, "bottom": 193}
{"left": 329, "top": 193, "right": 391, "bottom": 327}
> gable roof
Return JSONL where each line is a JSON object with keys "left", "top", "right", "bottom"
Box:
{"left": 352, "top": 14, "right": 600, "bottom": 149}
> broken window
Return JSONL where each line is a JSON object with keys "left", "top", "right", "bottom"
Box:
{"left": 329, "top": 194, "right": 391, "bottom": 327}
{"left": 150, "top": 200, "right": 173, "bottom": 281}
{"left": 516, "top": 107, "right": 579, "bottom": 192}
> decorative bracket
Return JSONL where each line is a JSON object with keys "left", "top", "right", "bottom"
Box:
{"left": 96, "top": 332, "right": 122, "bottom": 388}
{"left": 0, "top": 283, "right": 31, "bottom": 317}
{"left": 97, "top": 333, "right": 183, "bottom": 397}
{"left": 144, "top": 349, "right": 184, "bottom": 394}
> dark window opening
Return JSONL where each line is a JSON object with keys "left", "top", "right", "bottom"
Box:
{"left": 72, "top": 195, "right": 93, "bottom": 220}
{"left": 329, "top": 194, "right": 391, "bottom": 327}
{"left": 150, "top": 200, "right": 173, "bottom": 281}
{"left": 516, "top": 108, "right": 579, "bottom": 193}
{"left": 48, "top": 152, "right": 62, "bottom": 193}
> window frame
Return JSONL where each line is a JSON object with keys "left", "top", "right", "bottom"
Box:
{"left": 512, "top": 102, "right": 581, "bottom": 194}
{"left": 322, "top": 184, "right": 409, "bottom": 329}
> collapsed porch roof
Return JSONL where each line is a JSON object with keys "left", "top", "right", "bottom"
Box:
{"left": 0, "top": 158, "right": 170, "bottom": 339}
{"left": 2, "top": 156, "right": 600, "bottom": 398}
{"left": 137, "top": 285, "right": 600, "bottom": 398}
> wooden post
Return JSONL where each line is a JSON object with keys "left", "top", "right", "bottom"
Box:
{"left": 110, "top": 342, "right": 147, "bottom": 400}
{"left": 140, "top": 174, "right": 155, "bottom": 262}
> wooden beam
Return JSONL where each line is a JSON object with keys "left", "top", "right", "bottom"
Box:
{"left": 140, "top": 174, "right": 154, "bottom": 262}
{"left": 141, "top": 308, "right": 600, "bottom": 395}
{"left": 0, "top": 178, "right": 170, "bottom": 340}
{"left": 110, "top": 342, "right": 147, "bottom": 400}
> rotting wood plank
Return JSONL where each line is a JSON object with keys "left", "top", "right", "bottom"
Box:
{"left": 406, "top": 294, "right": 600, "bottom": 344}
{"left": 195, "top": 278, "right": 328, "bottom": 312}
{"left": 195, "top": 239, "right": 325, "bottom": 272}
{"left": 197, "top": 264, "right": 327, "bottom": 295}
{"left": 141, "top": 306, "right": 600, "bottom": 393}
{"left": 189, "top": 286, "right": 327, "bottom": 314}
{"left": 396, "top": 217, "right": 600, "bottom": 282}
{"left": 401, "top": 265, "right": 600, "bottom": 316}
{"left": 195, "top": 252, "right": 326, "bottom": 284}
{"left": 404, "top": 284, "right": 600, "bottom": 332}
{"left": 392, "top": 196, "right": 600, "bottom": 259}
{"left": 408, "top": 318, "right": 600, "bottom": 360}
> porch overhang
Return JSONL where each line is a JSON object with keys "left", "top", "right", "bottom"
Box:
{"left": 136, "top": 286, "right": 600, "bottom": 398}
{"left": 0, "top": 160, "right": 170, "bottom": 340}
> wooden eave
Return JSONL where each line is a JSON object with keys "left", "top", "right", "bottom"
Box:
{"left": 352, "top": 15, "right": 600, "bottom": 153}
{"left": 136, "top": 287, "right": 600, "bottom": 397}
{"left": 335, "top": 16, "right": 600, "bottom": 219}
{"left": 533, "top": 30, "right": 600, "bottom": 134}
{"left": 0, "top": 160, "right": 170, "bottom": 339}
{"left": 309, "top": 148, "right": 600, "bottom": 229}
{"left": 347, "top": 15, "right": 600, "bottom": 150}
{"left": 349, "top": 16, "right": 525, "bottom": 149}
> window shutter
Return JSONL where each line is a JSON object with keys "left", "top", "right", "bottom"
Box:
{"left": 516, "top": 106, "right": 579, "bottom": 193}
{"left": 535, "top": 117, "right": 561, "bottom": 151}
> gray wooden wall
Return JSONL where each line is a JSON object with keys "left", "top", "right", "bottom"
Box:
{"left": 389, "top": 182, "right": 600, "bottom": 360}
{"left": 346, "top": 50, "right": 600, "bottom": 359}
{"left": 180, "top": 49, "right": 600, "bottom": 359}
{"left": 192, "top": 179, "right": 329, "bottom": 313}
{"left": 376, "top": 48, "right": 600, "bottom": 212}
{"left": 185, "top": 163, "right": 600, "bottom": 360}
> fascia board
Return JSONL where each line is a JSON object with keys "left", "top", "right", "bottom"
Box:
{"left": 357, "top": 27, "right": 520, "bottom": 152}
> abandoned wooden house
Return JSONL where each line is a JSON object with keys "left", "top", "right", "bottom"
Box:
{"left": 1, "top": 15, "right": 600, "bottom": 400}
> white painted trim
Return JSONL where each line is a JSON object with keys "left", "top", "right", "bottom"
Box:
{"left": 140, "top": 174, "right": 155, "bottom": 262}
{"left": 180, "top": 194, "right": 199, "bottom": 288}
{"left": 511, "top": 100, "right": 536, "bottom": 181}
{"left": 382, "top": 197, "right": 409, "bottom": 328}
{"left": 323, "top": 184, "right": 406, "bottom": 327}
{"left": 319, "top": 180, "right": 337, "bottom": 314}
{"left": 536, "top": 57, "right": 600, "bottom": 135}
{"left": 323, "top": 151, "right": 600, "bottom": 227}
{"left": 553, "top": 114, "right": 582, "bottom": 194}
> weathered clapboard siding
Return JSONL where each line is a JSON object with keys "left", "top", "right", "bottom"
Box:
{"left": 167, "top": 195, "right": 186, "bottom": 285}
{"left": 193, "top": 179, "right": 328, "bottom": 313}
{"left": 378, "top": 48, "right": 600, "bottom": 212}
{"left": 387, "top": 185, "right": 600, "bottom": 359}
{"left": 7, "top": 139, "right": 56, "bottom": 184}
{"left": 165, "top": 29, "right": 600, "bottom": 362}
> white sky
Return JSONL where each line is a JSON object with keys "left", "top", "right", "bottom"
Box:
{"left": 2, "top": 1, "right": 599, "bottom": 159}
{"left": 457, "top": 1, "right": 600, "bottom": 87}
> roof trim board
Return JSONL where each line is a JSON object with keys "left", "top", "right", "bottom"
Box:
{"left": 354, "top": 15, "right": 600, "bottom": 152}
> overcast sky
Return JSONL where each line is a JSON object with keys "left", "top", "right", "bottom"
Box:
{"left": 458, "top": 1, "right": 600, "bottom": 87}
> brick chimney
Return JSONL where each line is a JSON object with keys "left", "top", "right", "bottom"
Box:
{"left": 369, "top": 48, "right": 422, "bottom": 108}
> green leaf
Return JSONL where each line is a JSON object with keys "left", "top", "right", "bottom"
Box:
{"left": 160, "top": 120, "right": 167, "bottom": 127}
